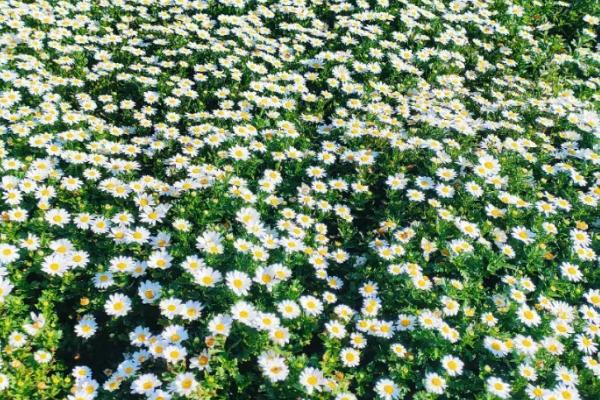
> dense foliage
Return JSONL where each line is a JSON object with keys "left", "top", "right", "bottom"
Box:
{"left": 0, "top": 0, "right": 599, "bottom": 399}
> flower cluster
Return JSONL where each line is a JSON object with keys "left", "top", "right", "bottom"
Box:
{"left": 0, "top": 0, "right": 599, "bottom": 399}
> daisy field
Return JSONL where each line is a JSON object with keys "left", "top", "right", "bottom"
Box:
{"left": 0, "top": 0, "right": 599, "bottom": 399}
